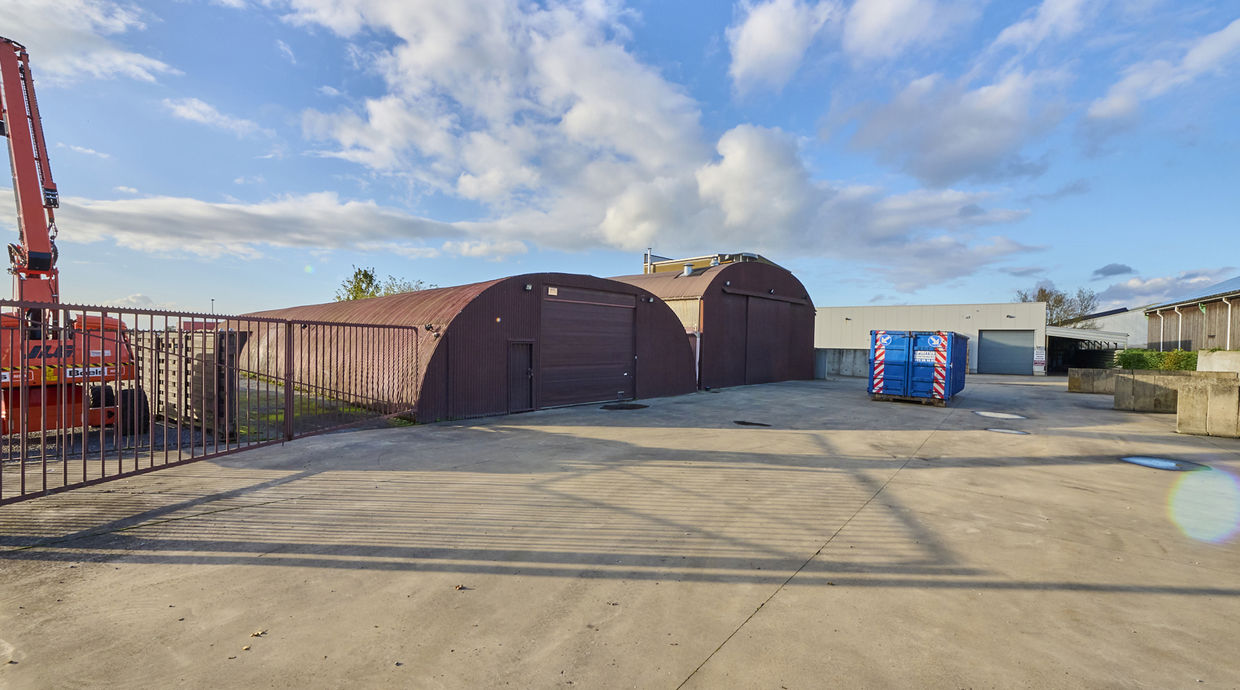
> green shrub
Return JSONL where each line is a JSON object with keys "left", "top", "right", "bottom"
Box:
{"left": 1115, "top": 348, "right": 1197, "bottom": 371}
{"left": 1115, "top": 349, "right": 1161, "bottom": 370}
{"left": 1160, "top": 349, "right": 1197, "bottom": 371}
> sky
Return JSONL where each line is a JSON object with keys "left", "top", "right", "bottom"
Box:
{"left": 0, "top": 0, "right": 1237, "bottom": 315}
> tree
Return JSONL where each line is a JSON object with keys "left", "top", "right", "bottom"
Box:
{"left": 1015, "top": 285, "right": 1099, "bottom": 327}
{"left": 335, "top": 266, "right": 437, "bottom": 301}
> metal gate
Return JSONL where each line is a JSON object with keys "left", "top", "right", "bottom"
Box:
{"left": 1, "top": 300, "right": 419, "bottom": 505}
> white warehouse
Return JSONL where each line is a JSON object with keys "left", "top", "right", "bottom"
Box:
{"left": 815, "top": 302, "right": 1049, "bottom": 376}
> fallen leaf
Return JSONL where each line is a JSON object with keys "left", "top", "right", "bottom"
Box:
{"left": 242, "top": 645, "right": 251, "bottom": 651}
{"left": 251, "top": 630, "right": 267, "bottom": 637}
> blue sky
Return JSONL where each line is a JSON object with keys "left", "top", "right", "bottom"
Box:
{"left": 1, "top": 0, "right": 1237, "bottom": 314}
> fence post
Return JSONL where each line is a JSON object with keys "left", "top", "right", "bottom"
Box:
{"left": 284, "top": 321, "right": 294, "bottom": 442}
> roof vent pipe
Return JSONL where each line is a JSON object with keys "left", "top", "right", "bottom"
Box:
{"left": 682, "top": 264, "right": 693, "bottom": 277}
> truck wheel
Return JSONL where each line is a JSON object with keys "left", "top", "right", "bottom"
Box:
{"left": 89, "top": 385, "right": 116, "bottom": 408}
{"left": 119, "top": 388, "right": 151, "bottom": 435}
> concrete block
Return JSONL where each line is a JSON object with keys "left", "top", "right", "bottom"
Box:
{"left": 1176, "top": 383, "right": 1211, "bottom": 435}
{"left": 1206, "top": 384, "right": 1240, "bottom": 438}
{"left": 1113, "top": 370, "right": 1135, "bottom": 410}
{"left": 1069, "top": 368, "right": 1117, "bottom": 394}
{"left": 1198, "top": 350, "right": 1240, "bottom": 373}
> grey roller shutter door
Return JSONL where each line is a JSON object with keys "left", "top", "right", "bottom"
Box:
{"left": 977, "top": 330, "right": 1034, "bottom": 375}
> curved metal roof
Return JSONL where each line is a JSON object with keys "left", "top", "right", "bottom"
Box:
{"left": 612, "top": 261, "right": 811, "bottom": 302}
{"left": 610, "top": 264, "right": 733, "bottom": 300}
{"left": 244, "top": 277, "right": 504, "bottom": 327}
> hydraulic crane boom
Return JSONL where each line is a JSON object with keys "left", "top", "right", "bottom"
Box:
{"left": 0, "top": 35, "right": 60, "bottom": 308}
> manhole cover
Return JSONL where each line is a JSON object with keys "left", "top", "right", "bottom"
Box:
{"left": 601, "top": 403, "right": 648, "bottom": 410}
{"left": 1120, "top": 456, "right": 1209, "bottom": 472}
{"left": 733, "top": 420, "right": 771, "bottom": 427}
{"left": 985, "top": 428, "right": 1029, "bottom": 435}
{"left": 973, "top": 411, "right": 1026, "bottom": 420}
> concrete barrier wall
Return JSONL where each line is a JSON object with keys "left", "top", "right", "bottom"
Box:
{"left": 1114, "top": 370, "right": 1240, "bottom": 413}
{"left": 815, "top": 348, "right": 869, "bottom": 378}
{"left": 1177, "top": 382, "right": 1240, "bottom": 438}
{"left": 1067, "top": 368, "right": 1117, "bottom": 394}
{"left": 1198, "top": 350, "right": 1240, "bottom": 373}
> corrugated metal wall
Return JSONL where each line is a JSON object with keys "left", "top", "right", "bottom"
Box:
{"left": 663, "top": 299, "right": 701, "bottom": 332}
{"left": 245, "top": 273, "right": 696, "bottom": 423}
{"left": 615, "top": 261, "right": 815, "bottom": 390}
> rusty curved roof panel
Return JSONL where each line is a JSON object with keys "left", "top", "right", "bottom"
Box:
{"left": 609, "top": 264, "right": 730, "bottom": 300}
{"left": 244, "top": 277, "right": 505, "bottom": 328}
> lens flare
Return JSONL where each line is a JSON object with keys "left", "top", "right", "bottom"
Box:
{"left": 1168, "top": 469, "right": 1240, "bottom": 543}
{"left": 304, "top": 265, "right": 315, "bottom": 274}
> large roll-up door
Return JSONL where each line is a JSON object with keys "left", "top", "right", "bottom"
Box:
{"left": 745, "top": 297, "right": 791, "bottom": 384}
{"left": 978, "top": 329, "right": 1035, "bottom": 375}
{"left": 540, "top": 285, "right": 636, "bottom": 406}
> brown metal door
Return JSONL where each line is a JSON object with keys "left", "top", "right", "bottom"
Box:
{"left": 745, "top": 297, "right": 790, "bottom": 384}
{"left": 507, "top": 342, "right": 534, "bottom": 412}
{"left": 540, "top": 286, "right": 636, "bottom": 406}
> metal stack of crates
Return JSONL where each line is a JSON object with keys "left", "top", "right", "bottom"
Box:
{"left": 868, "top": 330, "right": 968, "bottom": 406}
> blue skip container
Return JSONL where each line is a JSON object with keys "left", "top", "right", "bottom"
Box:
{"left": 868, "top": 330, "right": 968, "bottom": 404}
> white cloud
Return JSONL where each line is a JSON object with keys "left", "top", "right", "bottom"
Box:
{"left": 55, "top": 192, "right": 463, "bottom": 259}
{"left": 0, "top": 0, "right": 179, "bottom": 83}
{"left": 842, "top": 0, "right": 975, "bottom": 61}
{"left": 852, "top": 71, "right": 1060, "bottom": 186}
{"left": 992, "top": 0, "right": 1094, "bottom": 53}
{"left": 726, "top": 0, "right": 838, "bottom": 94}
{"left": 58, "top": 143, "right": 110, "bottom": 159}
{"left": 1088, "top": 18, "right": 1240, "bottom": 121}
{"left": 113, "top": 186, "right": 138, "bottom": 194}
{"left": 1098, "top": 267, "right": 1237, "bottom": 309}
{"left": 441, "top": 239, "right": 528, "bottom": 259}
{"left": 162, "top": 98, "right": 272, "bottom": 138}
{"left": 105, "top": 293, "right": 178, "bottom": 310}
{"left": 276, "top": 39, "right": 297, "bottom": 64}
{"left": 257, "top": 2, "right": 1032, "bottom": 289}
{"left": 233, "top": 175, "right": 266, "bottom": 185}
{"left": 317, "top": 85, "right": 343, "bottom": 97}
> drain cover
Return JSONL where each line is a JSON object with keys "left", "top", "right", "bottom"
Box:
{"left": 601, "top": 403, "right": 648, "bottom": 410}
{"left": 733, "top": 420, "right": 772, "bottom": 427}
{"left": 985, "top": 428, "right": 1029, "bottom": 435}
{"left": 974, "top": 411, "right": 1026, "bottom": 420}
{"left": 1120, "top": 456, "right": 1209, "bottom": 472}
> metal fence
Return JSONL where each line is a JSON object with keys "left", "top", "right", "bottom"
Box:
{"left": 1, "top": 300, "right": 420, "bottom": 505}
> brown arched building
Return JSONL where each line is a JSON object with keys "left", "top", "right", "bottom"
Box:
{"left": 245, "top": 273, "right": 696, "bottom": 422}
{"left": 613, "top": 258, "right": 815, "bottom": 389}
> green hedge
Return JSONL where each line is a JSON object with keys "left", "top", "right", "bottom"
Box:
{"left": 1115, "top": 348, "right": 1197, "bottom": 371}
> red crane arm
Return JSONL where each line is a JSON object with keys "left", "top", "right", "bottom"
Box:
{"left": 0, "top": 36, "right": 59, "bottom": 304}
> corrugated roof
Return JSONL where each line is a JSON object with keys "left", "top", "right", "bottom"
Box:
{"left": 244, "top": 277, "right": 504, "bottom": 326}
{"left": 611, "top": 264, "right": 729, "bottom": 300}
{"left": 1146, "top": 275, "right": 1240, "bottom": 311}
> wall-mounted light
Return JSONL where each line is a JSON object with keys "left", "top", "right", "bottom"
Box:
{"left": 844, "top": 317, "right": 852, "bottom": 321}
{"left": 523, "top": 284, "right": 532, "bottom": 291}
{"left": 768, "top": 289, "right": 775, "bottom": 294}
{"left": 1005, "top": 314, "right": 1016, "bottom": 319}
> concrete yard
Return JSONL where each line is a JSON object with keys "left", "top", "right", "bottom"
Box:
{"left": 2, "top": 376, "right": 1239, "bottom": 688}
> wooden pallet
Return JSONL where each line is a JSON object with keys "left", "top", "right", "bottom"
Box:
{"left": 871, "top": 393, "right": 947, "bottom": 407}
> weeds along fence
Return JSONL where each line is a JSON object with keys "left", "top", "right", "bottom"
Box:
{"left": 1, "top": 300, "right": 420, "bottom": 505}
